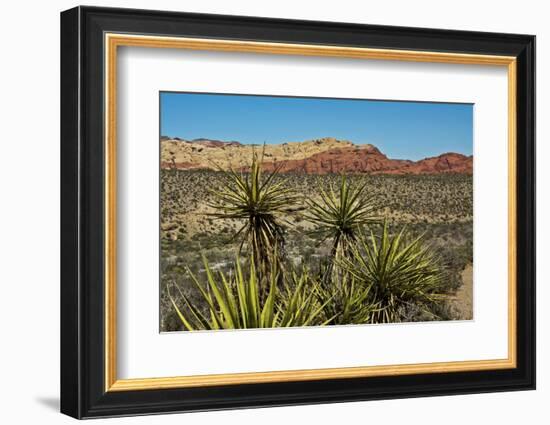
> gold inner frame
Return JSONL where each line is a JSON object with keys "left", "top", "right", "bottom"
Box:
{"left": 104, "top": 33, "right": 518, "bottom": 392}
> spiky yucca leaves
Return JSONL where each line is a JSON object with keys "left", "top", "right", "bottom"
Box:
{"left": 169, "top": 255, "right": 327, "bottom": 331}
{"left": 305, "top": 174, "right": 379, "bottom": 257}
{"left": 314, "top": 273, "right": 380, "bottom": 325}
{"left": 277, "top": 267, "right": 335, "bottom": 327}
{"left": 304, "top": 174, "right": 379, "bottom": 281}
{"left": 208, "top": 151, "right": 301, "bottom": 280}
{"left": 341, "top": 222, "right": 444, "bottom": 323}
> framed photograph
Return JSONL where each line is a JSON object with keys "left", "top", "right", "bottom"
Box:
{"left": 60, "top": 6, "right": 535, "bottom": 419}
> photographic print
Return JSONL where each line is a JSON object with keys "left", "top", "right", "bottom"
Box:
{"left": 61, "top": 9, "right": 535, "bottom": 417}
{"left": 159, "top": 92, "right": 473, "bottom": 332}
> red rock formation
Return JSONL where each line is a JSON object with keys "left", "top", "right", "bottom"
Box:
{"left": 258, "top": 146, "right": 413, "bottom": 174}
{"left": 381, "top": 153, "right": 473, "bottom": 175}
{"left": 257, "top": 148, "right": 472, "bottom": 175}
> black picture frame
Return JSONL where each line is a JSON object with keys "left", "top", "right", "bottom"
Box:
{"left": 60, "top": 5, "right": 535, "bottom": 419}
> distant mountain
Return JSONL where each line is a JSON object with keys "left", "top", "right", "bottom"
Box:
{"left": 160, "top": 136, "right": 472, "bottom": 175}
{"left": 390, "top": 152, "right": 473, "bottom": 175}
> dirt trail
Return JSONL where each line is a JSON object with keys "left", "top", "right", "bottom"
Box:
{"left": 449, "top": 264, "right": 473, "bottom": 320}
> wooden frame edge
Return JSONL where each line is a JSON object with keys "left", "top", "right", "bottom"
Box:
{"left": 105, "top": 33, "right": 118, "bottom": 390}
{"left": 104, "top": 33, "right": 518, "bottom": 392}
{"left": 507, "top": 59, "right": 518, "bottom": 369}
{"left": 108, "top": 358, "right": 516, "bottom": 391}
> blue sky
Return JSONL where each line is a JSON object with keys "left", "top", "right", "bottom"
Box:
{"left": 160, "top": 92, "right": 472, "bottom": 160}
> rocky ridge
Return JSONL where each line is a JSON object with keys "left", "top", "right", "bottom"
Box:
{"left": 160, "top": 136, "right": 472, "bottom": 175}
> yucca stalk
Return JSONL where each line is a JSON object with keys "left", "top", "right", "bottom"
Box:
{"left": 208, "top": 150, "right": 301, "bottom": 285}
{"left": 341, "top": 221, "right": 445, "bottom": 323}
{"left": 168, "top": 255, "right": 328, "bottom": 330}
{"left": 304, "top": 174, "right": 379, "bottom": 281}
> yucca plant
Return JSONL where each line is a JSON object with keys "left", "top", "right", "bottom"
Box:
{"left": 208, "top": 150, "right": 301, "bottom": 279}
{"left": 277, "top": 266, "right": 335, "bottom": 327}
{"left": 305, "top": 174, "right": 379, "bottom": 257}
{"left": 168, "top": 255, "right": 329, "bottom": 330}
{"left": 340, "top": 222, "right": 445, "bottom": 323}
{"left": 314, "top": 273, "right": 380, "bottom": 325}
{"left": 304, "top": 173, "right": 379, "bottom": 281}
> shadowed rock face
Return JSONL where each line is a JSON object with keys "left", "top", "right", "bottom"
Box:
{"left": 160, "top": 137, "right": 472, "bottom": 175}
{"left": 191, "top": 138, "right": 242, "bottom": 148}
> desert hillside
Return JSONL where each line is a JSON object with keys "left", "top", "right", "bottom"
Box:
{"left": 160, "top": 136, "right": 473, "bottom": 175}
